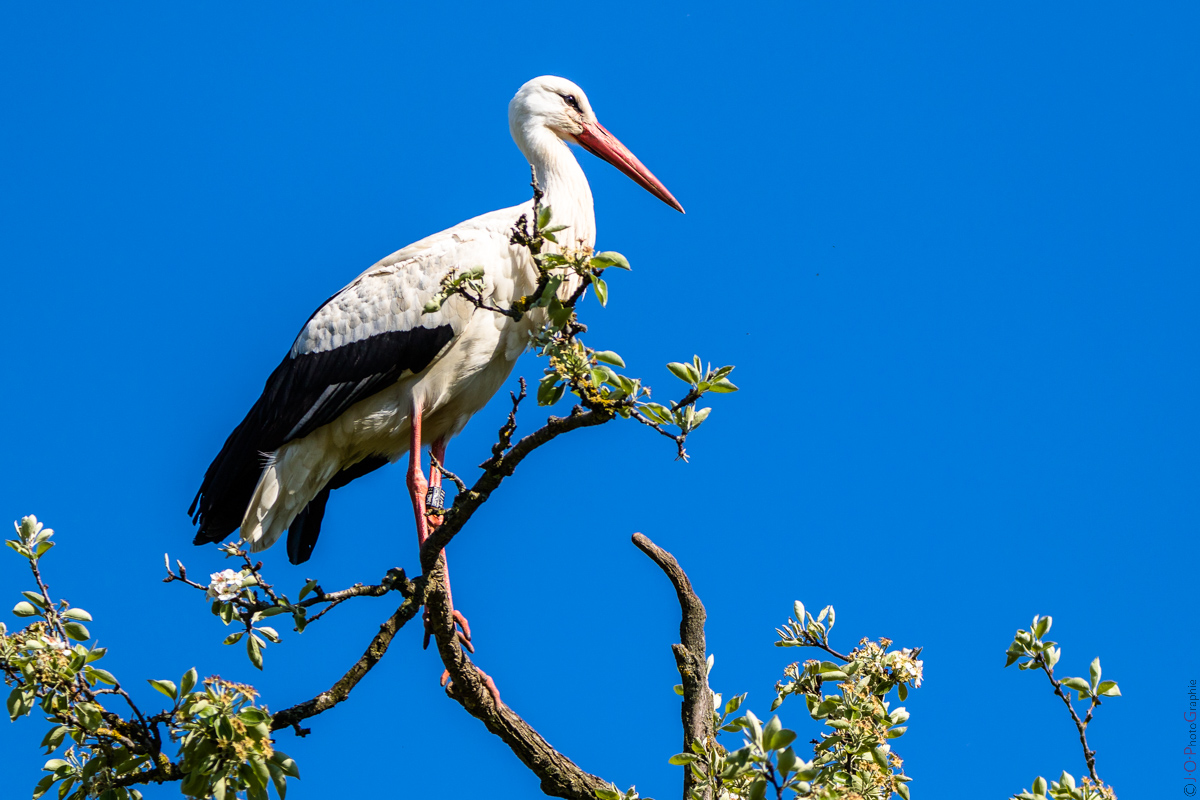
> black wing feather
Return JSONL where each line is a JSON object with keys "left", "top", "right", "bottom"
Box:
{"left": 285, "top": 455, "right": 389, "bottom": 564}
{"left": 191, "top": 325, "right": 454, "bottom": 545}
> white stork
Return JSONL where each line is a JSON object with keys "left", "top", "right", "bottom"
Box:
{"left": 189, "top": 76, "right": 682, "bottom": 642}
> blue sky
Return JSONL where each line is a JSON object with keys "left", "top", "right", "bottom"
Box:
{"left": 2, "top": 2, "right": 1196, "bottom": 798}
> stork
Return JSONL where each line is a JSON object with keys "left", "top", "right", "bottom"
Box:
{"left": 189, "top": 75, "right": 683, "bottom": 654}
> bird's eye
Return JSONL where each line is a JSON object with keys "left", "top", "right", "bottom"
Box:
{"left": 564, "top": 94, "right": 581, "bottom": 111}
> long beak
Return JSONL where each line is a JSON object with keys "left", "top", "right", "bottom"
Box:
{"left": 574, "top": 120, "right": 685, "bottom": 213}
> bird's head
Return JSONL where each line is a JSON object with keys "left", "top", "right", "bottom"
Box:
{"left": 509, "top": 76, "right": 684, "bottom": 213}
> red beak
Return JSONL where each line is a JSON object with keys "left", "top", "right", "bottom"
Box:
{"left": 574, "top": 121, "right": 685, "bottom": 213}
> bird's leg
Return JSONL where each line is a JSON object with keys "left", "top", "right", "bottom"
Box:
{"left": 425, "top": 437, "right": 447, "bottom": 530}
{"left": 406, "top": 399, "right": 431, "bottom": 548}
{"left": 407, "top": 413, "right": 473, "bottom": 656}
{"left": 429, "top": 441, "right": 500, "bottom": 707}
{"left": 424, "top": 436, "right": 473, "bottom": 650}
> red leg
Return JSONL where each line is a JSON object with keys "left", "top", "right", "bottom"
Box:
{"left": 424, "top": 437, "right": 498, "bottom": 706}
{"left": 421, "top": 436, "right": 473, "bottom": 649}
{"left": 406, "top": 400, "right": 431, "bottom": 547}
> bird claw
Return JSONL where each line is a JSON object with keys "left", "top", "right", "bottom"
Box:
{"left": 422, "top": 608, "right": 474, "bottom": 654}
{"left": 441, "top": 666, "right": 503, "bottom": 708}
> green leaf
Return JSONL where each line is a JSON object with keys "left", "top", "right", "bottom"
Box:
{"left": 63, "top": 622, "right": 90, "bottom": 641}
{"left": 595, "top": 790, "right": 620, "bottom": 800}
{"left": 62, "top": 608, "right": 92, "bottom": 622}
{"left": 708, "top": 377, "right": 739, "bottom": 393}
{"left": 256, "top": 626, "right": 281, "bottom": 643}
{"left": 667, "top": 362, "right": 694, "bottom": 384}
{"left": 248, "top": 634, "right": 264, "bottom": 669}
{"left": 673, "top": 684, "right": 684, "bottom": 696}
{"left": 87, "top": 668, "right": 118, "bottom": 686}
{"left": 1061, "top": 677, "right": 1091, "bottom": 694}
{"left": 1097, "top": 680, "right": 1121, "bottom": 697}
{"left": 1034, "top": 615, "right": 1051, "bottom": 639}
{"left": 32, "top": 775, "right": 55, "bottom": 800}
{"left": 270, "top": 751, "right": 300, "bottom": 779}
{"left": 1089, "top": 657, "right": 1101, "bottom": 688}
{"left": 75, "top": 702, "right": 101, "bottom": 731}
{"left": 668, "top": 753, "right": 698, "bottom": 765}
{"left": 21, "top": 591, "right": 47, "bottom": 608}
{"left": 40, "top": 724, "right": 69, "bottom": 753}
{"left": 537, "top": 204, "right": 552, "bottom": 230}
{"left": 593, "top": 277, "right": 608, "bottom": 307}
{"left": 298, "top": 579, "right": 319, "bottom": 602}
{"left": 223, "top": 630, "right": 244, "bottom": 645}
{"left": 1032, "top": 776, "right": 1047, "bottom": 795}
{"left": 239, "top": 708, "right": 271, "bottom": 725}
{"left": 7, "top": 686, "right": 31, "bottom": 720}
{"left": 267, "top": 764, "right": 288, "bottom": 800}
{"left": 593, "top": 350, "right": 625, "bottom": 368}
{"left": 148, "top": 679, "right": 178, "bottom": 701}
{"left": 13, "top": 601, "right": 39, "bottom": 617}
{"left": 180, "top": 667, "right": 198, "bottom": 695}
{"left": 591, "top": 251, "right": 631, "bottom": 270}
{"left": 762, "top": 715, "right": 782, "bottom": 749}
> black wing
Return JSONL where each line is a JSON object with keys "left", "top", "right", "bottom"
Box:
{"left": 190, "top": 324, "right": 454, "bottom": 545}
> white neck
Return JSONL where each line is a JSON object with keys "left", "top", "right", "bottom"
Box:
{"left": 515, "top": 125, "right": 596, "bottom": 250}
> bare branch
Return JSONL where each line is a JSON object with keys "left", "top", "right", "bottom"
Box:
{"left": 271, "top": 571, "right": 422, "bottom": 732}
{"left": 423, "top": 556, "right": 610, "bottom": 800}
{"left": 491, "top": 379, "right": 528, "bottom": 461}
{"left": 632, "top": 533, "right": 714, "bottom": 800}
{"left": 1036, "top": 656, "right": 1101, "bottom": 783}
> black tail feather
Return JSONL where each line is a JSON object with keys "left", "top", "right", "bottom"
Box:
{"left": 284, "top": 455, "right": 390, "bottom": 564}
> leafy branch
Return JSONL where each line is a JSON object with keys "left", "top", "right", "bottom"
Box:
{"left": 1005, "top": 616, "right": 1119, "bottom": 800}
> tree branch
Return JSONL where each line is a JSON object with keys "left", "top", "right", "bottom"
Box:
{"left": 1037, "top": 656, "right": 1101, "bottom": 784}
{"left": 632, "top": 533, "right": 714, "bottom": 800}
{"left": 270, "top": 572, "right": 423, "bottom": 733}
{"left": 421, "top": 405, "right": 613, "bottom": 561}
{"left": 423, "top": 555, "right": 611, "bottom": 800}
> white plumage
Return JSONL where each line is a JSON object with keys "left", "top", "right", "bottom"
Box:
{"left": 190, "top": 75, "right": 682, "bottom": 566}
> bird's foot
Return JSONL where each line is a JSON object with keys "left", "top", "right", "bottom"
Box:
{"left": 422, "top": 608, "right": 473, "bottom": 653}
{"left": 441, "top": 665, "right": 503, "bottom": 708}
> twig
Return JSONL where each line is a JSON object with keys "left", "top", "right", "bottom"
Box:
{"left": 632, "top": 533, "right": 714, "bottom": 800}
{"left": 1037, "top": 655, "right": 1101, "bottom": 783}
{"left": 162, "top": 555, "right": 209, "bottom": 591}
{"left": 240, "top": 555, "right": 281, "bottom": 606}
{"left": 423, "top": 404, "right": 614, "bottom": 561}
{"left": 628, "top": 408, "right": 690, "bottom": 461}
{"left": 428, "top": 452, "right": 467, "bottom": 496}
{"left": 490, "top": 380, "right": 527, "bottom": 460}
{"left": 817, "top": 642, "right": 852, "bottom": 663}
{"left": 270, "top": 572, "right": 422, "bottom": 732}
{"left": 28, "top": 557, "right": 68, "bottom": 642}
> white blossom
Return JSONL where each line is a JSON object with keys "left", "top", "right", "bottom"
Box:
{"left": 206, "top": 569, "right": 243, "bottom": 602}
{"left": 887, "top": 648, "right": 924, "bottom": 688}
